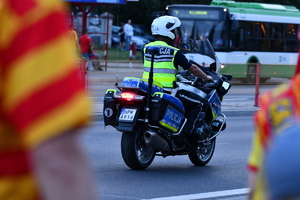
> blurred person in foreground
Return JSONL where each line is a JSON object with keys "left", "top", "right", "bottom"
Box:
{"left": 264, "top": 124, "right": 300, "bottom": 200}
{"left": 0, "top": 0, "right": 97, "bottom": 200}
{"left": 247, "top": 49, "right": 300, "bottom": 199}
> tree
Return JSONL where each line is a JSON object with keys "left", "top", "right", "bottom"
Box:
{"left": 104, "top": 0, "right": 210, "bottom": 31}
{"left": 90, "top": 0, "right": 300, "bottom": 31}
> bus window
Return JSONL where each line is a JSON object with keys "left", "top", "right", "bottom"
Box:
{"left": 236, "top": 21, "right": 245, "bottom": 50}
{"left": 193, "top": 21, "right": 216, "bottom": 40}
{"left": 271, "top": 23, "right": 283, "bottom": 52}
{"left": 283, "top": 24, "right": 298, "bottom": 52}
{"left": 245, "top": 22, "right": 262, "bottom": 51}
{"left": 261, "top": 23, "right": 271, "bottom": 38}
{"left": 176, "top": 19, "right": 229, "bottom": 51}
{"left": 246, "top": 22, "right": 261, "bottom": 38}
{"left": 284, "top": 24, "right": 297, "bottom": 39}
{"left": 260, "top": 23, "right": 271, "bottom": 51}
{"left": 216, "top": 31, "right": 230, "bottom": 47}
{"left": 272, "top": 23, "right": 282, "bottom": 39}
{"left": 179, "top": 21, "right": 194, "bottom": 40}
{"left": 284, "top": 40, "right": 298, "bottom": 52}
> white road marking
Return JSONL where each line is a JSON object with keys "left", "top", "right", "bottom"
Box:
{"left": 144, "top": 188, "right": 250, "bottom": 200}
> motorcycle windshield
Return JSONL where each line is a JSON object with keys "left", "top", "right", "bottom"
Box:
{"left": 179, "top": 39, "right": 221, "bottom": 72}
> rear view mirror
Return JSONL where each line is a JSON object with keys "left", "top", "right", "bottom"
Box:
{"left": 210, "top": 62, "right": 217, "bottom": 72}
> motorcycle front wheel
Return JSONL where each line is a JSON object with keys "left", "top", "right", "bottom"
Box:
{"left": 121, "top": 124, "right": 155, "bottom": 170}
{"left": 188, "top": 138, "right": 216, "bottom": 166}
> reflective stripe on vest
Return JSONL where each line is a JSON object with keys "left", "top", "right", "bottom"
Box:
{"left": 142, "top": 41, "right": 178, "bottom": 88}
{"left": 144, "top": 54, "right": 174, "bottom": 62}
{"left": 143, "top": 67, "right": 177, "bottom": 74}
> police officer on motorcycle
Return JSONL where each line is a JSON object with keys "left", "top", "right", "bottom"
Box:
{"left": 142, "top": 16, "right": 213, "bottom": 142}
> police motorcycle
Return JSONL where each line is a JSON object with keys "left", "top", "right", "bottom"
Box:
{"left": 103, "top": 39, "right": 232, "bottom": 170}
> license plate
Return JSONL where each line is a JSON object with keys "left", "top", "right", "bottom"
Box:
{"left": 119, "top": 108, "right": 137, "bottom": 122}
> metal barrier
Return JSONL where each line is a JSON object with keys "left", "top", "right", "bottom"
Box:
{"left": 221, "top": 62, "right": 294, "bottom": 84}
{"left": 254, "top": 63, "right": 260, "bottom": 107}
{"left": 221, "top": 62, "right": 292, "bottom": 107}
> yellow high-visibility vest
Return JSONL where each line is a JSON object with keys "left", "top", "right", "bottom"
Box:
{"left": 142, "top": 41, "right": 179, "bottom": 88}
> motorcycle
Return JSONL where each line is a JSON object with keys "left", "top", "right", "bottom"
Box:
{"left": 103, "top": 39, "right": 232, "bottom": 170}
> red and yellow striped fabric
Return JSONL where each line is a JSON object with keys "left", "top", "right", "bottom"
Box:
{"left": 0, "top": 0, "right": 91, "bottom": 199}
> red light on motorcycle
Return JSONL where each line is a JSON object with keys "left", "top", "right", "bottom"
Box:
{"left": 121, "top": 93, "right": 134, "bottom": 99}
{"left": 114, "top": 92, "right": 145, "bottom": 101}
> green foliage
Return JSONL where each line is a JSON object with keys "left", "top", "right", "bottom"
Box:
{"left": 90, "top": 0, "right": 300, "bottom": 30}
{"left": 93, "top": 0, "right": 212, "bottom": 30}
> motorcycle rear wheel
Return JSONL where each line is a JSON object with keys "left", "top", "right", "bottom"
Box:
{"left": 121, "top": 125, "right": 155, "bottom": 170}
{"left": 188, "top": 138, "right": 216, "bottom": 166}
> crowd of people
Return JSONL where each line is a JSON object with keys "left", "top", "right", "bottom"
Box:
{"left": 69, "top": 18, "right": 135, "bottom": 70}
{"left": 69, "top": 25, "right": 103, "bottom": 71}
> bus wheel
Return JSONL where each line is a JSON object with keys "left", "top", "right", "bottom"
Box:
{"left": 246, "top": 64, "right": 256, "bottom": 84}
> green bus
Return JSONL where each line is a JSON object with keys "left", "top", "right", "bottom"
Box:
{"left": 166, "top": 0, "right": 300, "bottom": 83}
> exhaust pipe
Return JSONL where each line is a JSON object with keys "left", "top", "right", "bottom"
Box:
{"left": 144, "top": 129, "right": 170, "bottom": 152}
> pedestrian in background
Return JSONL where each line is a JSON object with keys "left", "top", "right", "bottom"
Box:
{"left": 0, "top": 0, "right": 98, "bottom": 200}
{"left": 119, "top": 22, "right": 125, "bottom": 50}
{"left": 91, "top": 51, "right": 103, "bottom": 71}
{"left": 247, "top": 51, "right": 300, "bottom": 199}
{"left": 124, "top": 19, "right": 134, "bottom": 51}
{"left": 79, "top": 28, "right": 94, "bottom": 70}
{"left": 68, "top": 24, "right": 80, "bottom": 56}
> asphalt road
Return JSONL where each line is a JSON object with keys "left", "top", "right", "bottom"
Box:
{"left": 79, "top": 116, "right": 254, "bottom": 200}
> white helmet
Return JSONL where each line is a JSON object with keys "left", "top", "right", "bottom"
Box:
{"left": 151, "top": 16, "right": 181, "bottom": 40}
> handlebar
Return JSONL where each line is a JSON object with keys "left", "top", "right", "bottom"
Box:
{"left": 177, "top": 73, "right": 218, "bottom": 89}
